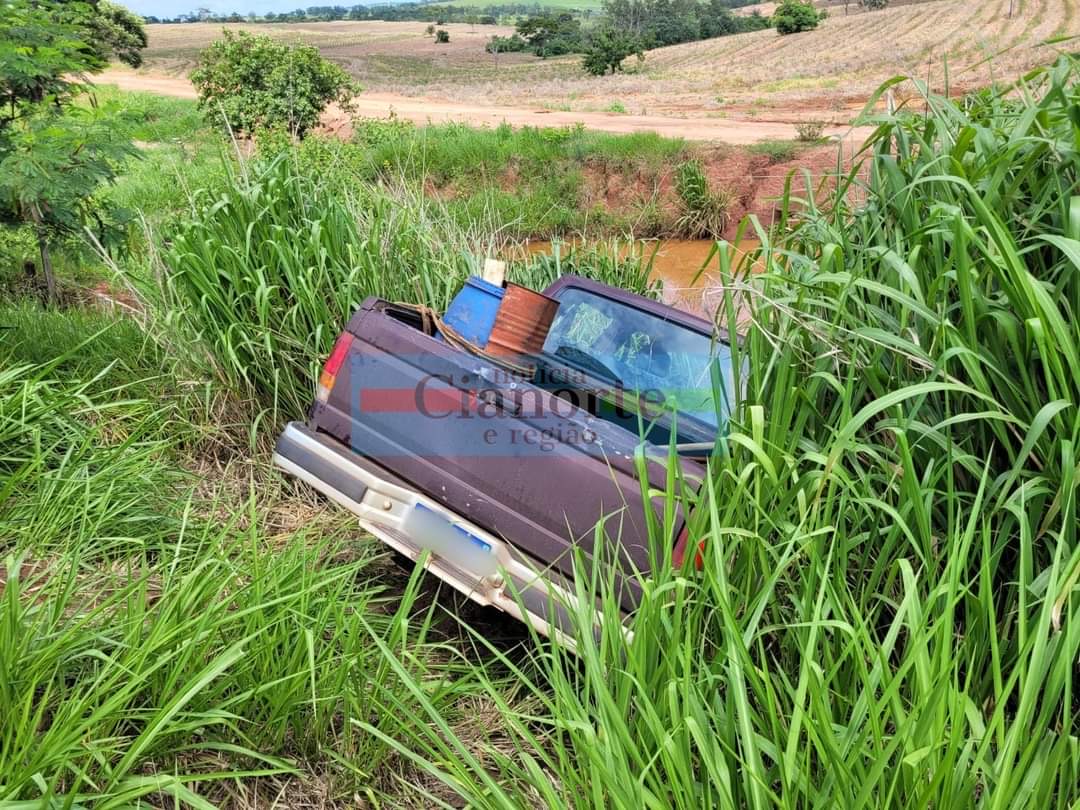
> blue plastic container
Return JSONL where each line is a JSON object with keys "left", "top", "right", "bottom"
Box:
{"left": 440, "top": 276, "right": 505, "bottom": 347}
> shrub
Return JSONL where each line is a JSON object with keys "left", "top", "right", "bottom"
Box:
{"left": 862, "top": 0, "right": 888, "bottom": 8}
{"left": 351, "top": 112, "right": 416, "bottom": 148}
{"left": 674, "top": 159, "right": 733, "bottom": 238}
{"left": 434, "top": 28, "right": 450, "bottom": 43}
{"left": 795, "top": 119, "right": 825, "bottom": 140}
{"left": 773, "top": 0, "right": 822, "bottom": 34}
{"left": 190, "top": 30, "right": 358, "bottom": 137}
{"left": 516, "top": 12, "right": 584, "bottom": 57}
{"left": 748, "top": 139, "right": 799, "bottom": 161}
{"left": 162, "top": 155, "right": 470, "bottom": 415}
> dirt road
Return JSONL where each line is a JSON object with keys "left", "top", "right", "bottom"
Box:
{"left": 98, "top": 69, "right": 866, "bottom": 145}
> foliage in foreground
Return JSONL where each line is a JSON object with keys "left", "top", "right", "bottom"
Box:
{"left": 0, "top": 319, "right": 487, "bottom": 807}
{"left": 0, "top": 0, "right": 147, "bottom": 301}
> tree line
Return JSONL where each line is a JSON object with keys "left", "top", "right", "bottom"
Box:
{"left": 144, "top": 3, "right": 584, "bottom": 25}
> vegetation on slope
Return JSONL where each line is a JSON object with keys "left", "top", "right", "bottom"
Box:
{"left": 256, "top": 118, "right": 809, "bottom": 241}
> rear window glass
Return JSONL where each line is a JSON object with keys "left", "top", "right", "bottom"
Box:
{"left": 542, "top": 288, "right": 733, "bottom": 428}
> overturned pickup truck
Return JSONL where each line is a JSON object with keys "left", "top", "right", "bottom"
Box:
{"left": 274, "top": 274, "right": 735, "bottom": 638}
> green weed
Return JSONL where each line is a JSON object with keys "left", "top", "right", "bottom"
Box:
{"left": 84, "top": 85, "right": 209, "bottom": 143}
{"left": 748, "top": 138, "right": 800, "bottom": 162}
{"left": 674, "top": 159, "right": 733, "bottom": 238}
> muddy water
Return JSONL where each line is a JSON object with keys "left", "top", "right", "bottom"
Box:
{"left": 514, "top": 238, "right": 762, "bottom": 316}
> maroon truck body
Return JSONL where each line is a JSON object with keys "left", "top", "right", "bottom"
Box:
{"left": 279, "top": 276, "right": 728, "bottom": 620}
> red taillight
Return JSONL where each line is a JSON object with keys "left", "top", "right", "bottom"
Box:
{"left": 673, "top": 524, "right": 705, "bottom": 570}
{"left": 317, "top": 333, "right": 353, "bottom": 403}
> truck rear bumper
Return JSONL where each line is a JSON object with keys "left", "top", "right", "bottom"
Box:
{"left": 273, "top": 421, "right": 594, "bottom": 643}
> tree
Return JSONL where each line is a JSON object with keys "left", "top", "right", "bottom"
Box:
{"left": 1, "top": 0, "right": 146, "bottom": 109}
{"left": 699, "top": 2, "right": 741, "bottom": 38}
{"left": 582, "top": 28, "right": 642, "bottom": 76}
{"left": 640, "top": 0, "right": 700, "bottom": 48}
{"left": 82, "top": 1, "right": 149, "bottom": 68}
{"left": 772, "top": 0, "right": 821, "bottom": 34}
{"left": 599, "top": 0, "right": 767, "bottom": 50}
{"left": 0, "top": 109, "right": 136, "bottom": 302}
{"left": 434, "top": 28, "right": 449, "bottom": 43}
{"left": 601, "top": 0, "right": 648, "bottom": 37}
{"left": 191, "top": 31, "right": 358, "bottom": 137}
{"left": 0, "top": 0, "right": 145, "bottom": 302}
{"left": 486, "top": 33, "right": 527, "bottom": 54}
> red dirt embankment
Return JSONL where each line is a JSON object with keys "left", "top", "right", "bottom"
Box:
{"left": 575, "top": 143, "right": 851, "bottom": 241}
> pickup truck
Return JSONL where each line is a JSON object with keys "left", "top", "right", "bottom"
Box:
{"left": 274, "top": 276, "right": 735, "bottom": 639}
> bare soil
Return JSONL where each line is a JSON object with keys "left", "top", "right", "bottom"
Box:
{"left": 97, "top": 68, "right": 867, "bottom": 145}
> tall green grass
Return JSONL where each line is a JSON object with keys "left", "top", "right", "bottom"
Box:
{"left": 347, "top": 121, "right": 687, "bottom": 185}
{"left": 674, "top": 158, "right": 734, "bottom": 238}
{"left": 0, "top": 300, "right": 165, "bottom": 396}
{"left": 345, "top": 59, "right": 1080, "bottom": 808}
{"left": 0, "top": 354, "right": 494, "bottom": 806}
{"left": 86, "top": 85, "right": 209, "bottom": 143}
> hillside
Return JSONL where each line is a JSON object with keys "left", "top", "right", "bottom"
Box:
{"left": 646, "top": 0, "right": 1072, "bottom": 101}
{"left": 362, "top": 0, "right": 1077, "bottom": 121}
